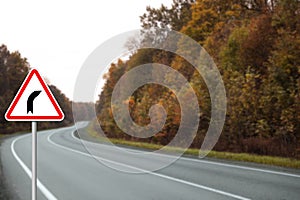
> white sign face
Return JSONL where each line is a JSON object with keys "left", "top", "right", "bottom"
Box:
{"left": 5, "top": 69, "right": 64, "bottom": 121}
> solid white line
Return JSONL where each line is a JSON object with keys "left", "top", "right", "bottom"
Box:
{"left": 72, "top": 131, "right": 300, "bottom": 178}
{"left": 11, "top": 134, "right": 58, "bottom": 200}
{"left": 48, "top": 131, "right": 251, "bottom": 200}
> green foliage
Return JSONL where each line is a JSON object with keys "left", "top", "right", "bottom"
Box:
{"left": 86, "top": 122, "right": 300, "bottom": 168}
{"left": 96, "top": 0, "right": 300, "bottom": 159}
{"left": 220, "top": 26, "right": 249, "bottom": 72}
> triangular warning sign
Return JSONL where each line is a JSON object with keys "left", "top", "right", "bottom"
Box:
{"left": 5, "top": 69, "right": 64, "bottom": 121}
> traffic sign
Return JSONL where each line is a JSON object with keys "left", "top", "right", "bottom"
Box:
{"left": 5, "top": 69, "right": 64, "bottom": 121}
{"left": 4, "top": 69, "right": 65, "bottom": 200}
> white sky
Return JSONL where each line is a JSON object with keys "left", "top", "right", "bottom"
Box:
{"left": 1, "top": 0, "right": 172, "bottom": 102}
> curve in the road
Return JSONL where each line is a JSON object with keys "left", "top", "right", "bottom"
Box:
{"left": 5, "top": 124, "right": 300, "bottom": 200}
{"left": 48, "top": 130, "right": 251, "bottom": 200}
{"left": 70, "top": 129, "right": 300, "bottom": 179}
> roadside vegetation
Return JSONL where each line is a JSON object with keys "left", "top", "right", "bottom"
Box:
{"left": 94, "top": 0, "right": 300, "bottom": 160}
{"left": 87, "top": 122, "right": 300, "bottom": 169}
{"left": 1, "top": 0, "right": 299, "bottom": 167}
{"left": 0, "top": 45, "right": 74, "bottom": 134}
{"left": 0, "top": 45, "right": 95, "bottom": 134}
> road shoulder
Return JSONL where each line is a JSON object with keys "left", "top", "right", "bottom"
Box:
{"left": 0, "top": 134, "right": 22, "bottom": 200}
{"left": 75, "top": 127, "right": 300, "bottom": 175}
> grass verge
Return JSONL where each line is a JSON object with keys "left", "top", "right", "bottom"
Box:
{"left": 86, "top": 123, "right": 300, "bottom": 169}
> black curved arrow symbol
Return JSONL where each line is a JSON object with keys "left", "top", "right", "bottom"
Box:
{"left": 27, "top": 91, "right": 41, "bottom": 114}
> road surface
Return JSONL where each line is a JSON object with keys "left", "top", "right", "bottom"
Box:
{"left": 1, "top": 122, "right": 300, "bottom": 200}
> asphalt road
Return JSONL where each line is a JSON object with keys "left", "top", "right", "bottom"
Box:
{"left": 1, "top": 122, "right": 300, "bottom": 200}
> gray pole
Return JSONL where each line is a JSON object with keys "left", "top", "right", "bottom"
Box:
{"left": 32, "top": 121, "right": 37, "bottom": 200}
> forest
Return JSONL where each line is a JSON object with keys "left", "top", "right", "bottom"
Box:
{"left": 95, "top": 0, "right": 300, "bottom": 158}
{"left": 0, "top": 44, "right": 94, "bottom": 134}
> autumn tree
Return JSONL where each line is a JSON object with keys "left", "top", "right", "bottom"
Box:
{"left": 95, "top": 0, "right": 300, "bottom": 158}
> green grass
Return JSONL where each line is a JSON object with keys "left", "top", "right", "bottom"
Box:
{"left": 86, "top": 124, "right": 300, "bottom": 169}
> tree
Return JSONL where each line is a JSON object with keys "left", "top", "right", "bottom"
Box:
{"left": 0, "top": 45, "right": 30, "bottom": 133}
{"left": 140, "top": 0, "right": 194, "bottom": 31}
{"left": 94, "top": 0, "right": 300, "bottom": 158}
{"left": 0, "top": 44, "right": 74, "bottom": 134}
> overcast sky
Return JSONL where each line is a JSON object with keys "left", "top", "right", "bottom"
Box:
{"left": 1, "top": 0, "right": 172, "bottom": 102}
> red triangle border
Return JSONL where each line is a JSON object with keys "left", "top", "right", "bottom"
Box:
{"left": 5, "top": 69, "right": 64, "bottom": 121}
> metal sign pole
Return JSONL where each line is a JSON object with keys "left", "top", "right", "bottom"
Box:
{"left": 4, "top": 69, "right": 64, "bottom": 200}
{"left": 32, "top": 121, "right": 37, "bottom": 200}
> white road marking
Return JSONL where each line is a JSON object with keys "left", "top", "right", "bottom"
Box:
{"left": 48, "top": 131, "right": 251, "bottom": 200}
{"left": 9, "top": 123, "right": 299, "bottom": 200}
{"left": 11, "top": 134, "right": 58, "bottom": 200}
{"left": 72, "top": 129, "right": 300, "bottom": 178}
